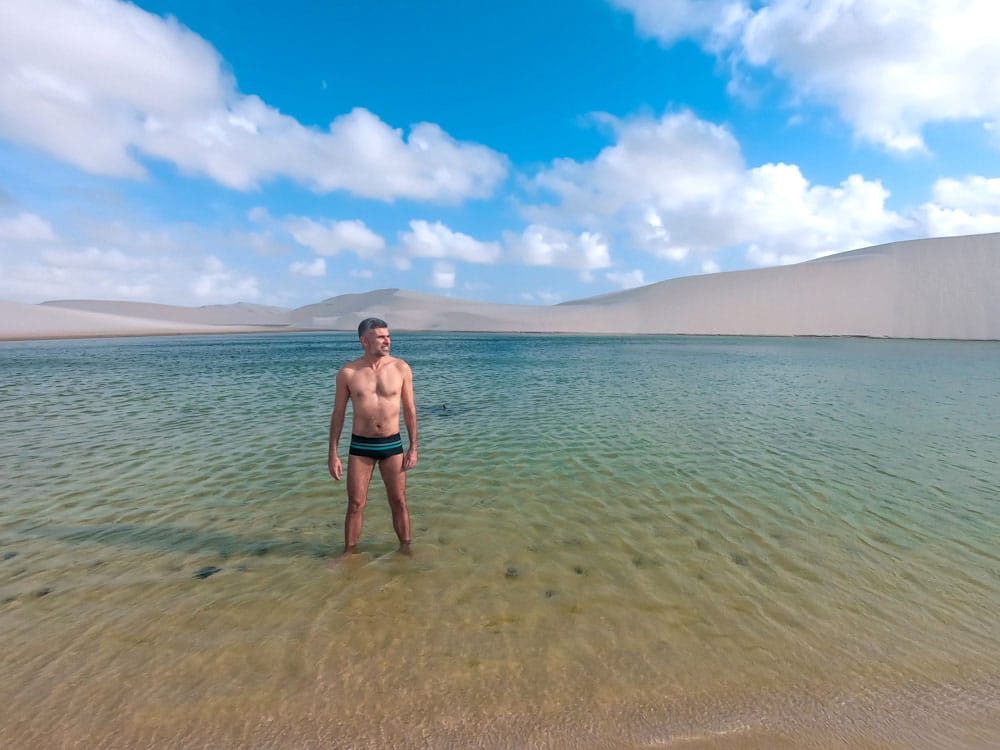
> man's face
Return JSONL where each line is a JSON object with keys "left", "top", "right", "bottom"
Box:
{"left": 362, "top": 327, "right": 391, "bottom": 357}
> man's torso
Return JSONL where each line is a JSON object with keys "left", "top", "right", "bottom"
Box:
{"left": 343, "top": 356, "right": 405, "bottom": 437}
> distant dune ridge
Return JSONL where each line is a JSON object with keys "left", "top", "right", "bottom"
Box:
{"left": 3, "top": 233, "right": 999, "bottom": 341}
{"left": 38, "top": 300, "right": 294, "bottom": 327}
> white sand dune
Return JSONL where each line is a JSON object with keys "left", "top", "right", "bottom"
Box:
{"left": 0, "top": 300, "right": 277, "bottom": 341}
{"left": 289, "top": 288, "right": 552, "bottom": 332}
{"left": 293, "top": 233, "right": 1000, "bottom": 339}
{"left": 3, "top": 233, "right": 999, "bottom": 341}
{"left": 559, "top": 232, "right": 1000, "bottom": 338}
{"left": 40, "top": 300, "right": 292, "bottom": 326}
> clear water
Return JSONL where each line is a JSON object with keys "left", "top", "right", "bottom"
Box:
{"left": 2, "top": 333, "right": 999, "bottom": 749}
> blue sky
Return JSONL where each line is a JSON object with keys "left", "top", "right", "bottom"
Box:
{"left": 2, "top": 0, "right": 1000, "bottom": 307}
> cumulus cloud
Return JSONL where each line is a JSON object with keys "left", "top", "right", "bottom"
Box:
{"left": 0, "top": 212, "right": 57, "bottom": 242}
{"left": 743, "top": 1, "right": 1000, "bottom": 152}
{"left": 614, "top": 0, "right": 1000, "bottom": 153}
{"left": 611, "top": 0, "right": 747, "bottom": 48}
{"left": 0, "top": 244, "right": 167, "bottom": 302}
{"left": 532, "top": 111, "right": 744, "bottom": 220}
{"left": 0, "top": 208, "right": 274, "bottom": 304}
{"left": 399, "top": 220, "right": 502, "bottom": 263}
{"left": 191, "top": 256, "right": 259, "bottom": 301}
{"left": 430, "top": 262, "right": 456, "bottom": 289}
{"left": 504, "top": 224, "right": 611, "bottom": 272}
{"left": 41, "top": 246, "right": 150, "bottom": 271}
{"left": 289, "top": 257, "right": 327, "bottom": 278}
{"left": 0, "top": 0, "right": 507, "bottom": 201}
{"left": 527, "top": 110, "right": 905, "bottom": 266}
{"left": 930, "top": 176, "right": 1000, "bottom": 215}
{"left": 285, "top": 217, "right": 385, "bottom": 259}
{"left": 914, "top": 176, "right": 1000, "bottom": 237}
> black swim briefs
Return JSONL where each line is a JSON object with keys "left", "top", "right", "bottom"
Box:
{"left": 349, "top": 433, "right": 404, "bottom": 459}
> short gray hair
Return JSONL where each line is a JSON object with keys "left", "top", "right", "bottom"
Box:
{"left": 358, "top": 317, "right": 388, "bottom": 337}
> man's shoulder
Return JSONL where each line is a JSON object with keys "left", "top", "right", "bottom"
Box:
{"left": 338, "top": 356, "right": 368, "bottom": 374}
{"left": 338, "top": 355, "right": 409, "bottom": 374}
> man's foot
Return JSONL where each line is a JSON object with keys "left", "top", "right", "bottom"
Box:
{"left": 397, "top": 541, "right": 413, "bottom": 557}
{"left": 328, "top": 546, "right": 359, "bottom": 568}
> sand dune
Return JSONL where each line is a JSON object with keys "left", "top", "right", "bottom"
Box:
{"left": 0, "top": 300, "right": 279, "bottom": 341}
{"left": 40, "top": 300, "right": 292, "bottom": 326}
{"left": 3, "top": 233, "right": 999, "bottom": 341}
{"left": 290, "top": 233, "right": 1000, "bottom": 339}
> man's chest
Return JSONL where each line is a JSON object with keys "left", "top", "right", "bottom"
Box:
{"left": 352, "top": 368, "right": 401, "bottom": 398}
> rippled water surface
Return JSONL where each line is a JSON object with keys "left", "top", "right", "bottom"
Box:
{"left": 2, "top": 333, "right": 1000, "bottom": 749}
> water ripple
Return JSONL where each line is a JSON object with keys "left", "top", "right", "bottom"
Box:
{"left": 2, "top": 333, "right": 999, "bottom": 748}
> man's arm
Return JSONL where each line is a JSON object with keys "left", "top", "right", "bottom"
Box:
{"left": 328, "top": 368, "right": 350, "bottom": 480}
{"left": 401, "top": 362, "right": 418, "bottom": 471}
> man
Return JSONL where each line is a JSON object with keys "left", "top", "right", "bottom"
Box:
{"left": 328, "top": 317, "right": 418, "bottom": 557}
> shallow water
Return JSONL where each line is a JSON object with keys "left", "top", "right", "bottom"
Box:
{"left": 2, "top": 333, "right": 999, "bottom": 749}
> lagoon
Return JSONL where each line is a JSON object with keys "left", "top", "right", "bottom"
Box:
{"left": 2, "top": 333, "right": 999, "bottom": 748}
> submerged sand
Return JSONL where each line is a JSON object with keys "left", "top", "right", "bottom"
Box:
{"left": 3, "top": 232, "right": 999, "bottom": 341}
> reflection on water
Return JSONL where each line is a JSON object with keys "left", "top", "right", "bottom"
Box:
{"left": 2, "top": 333, "right": 1000, "bottom": 749}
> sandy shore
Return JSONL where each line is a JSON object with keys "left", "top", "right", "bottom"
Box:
{"left": 3, "top": 232, "right": 999, "bottom": 341}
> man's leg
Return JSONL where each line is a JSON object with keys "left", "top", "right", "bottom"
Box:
{"left": 344, "top": 454, "right": 376, "bottom": 553}
{"left": 378, "top": 453, "right": 410, "bottom": 547}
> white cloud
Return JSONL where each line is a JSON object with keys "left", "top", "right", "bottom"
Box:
{"left": 0, "top": 0, "right": 507, "bottom": 201}
{"left": 41, "top": 246, "right": 150, "bottom": 271}
{"left": 0, "top": 212, "right": 57, "bottom": 242}
{"left": 0, "top": 208, "right": 279, "bottom": 304}
{"left": 531, "top": 111, "right": 744, "bottom": 221}
{"left": 80, "top": 220, "right": 179, "bottom": 254}
{"left": 527, "top": 110, "right": 905, "bottom": 266}
{"left": 611, "top": 0, "right": 747, "bottom": 48}
{"left": 606, "top": 269, "right": 646, "bottom": 289}
{"left": 737, "top": 167, "right": 902, "bottom": 263}
{"left": 930, "top": 176, "right": 1000, "bottom": 215}
{"left": 289, "top": 257, "right": 326, "bottom": 278}
{"left": 399, "top": 220, "right": 502, "bottom": 263}
{"left": 741, "top": 0, "right": 1000, "bottom": 152}
{"left": 504, "top": 224, "right": 611, "bottom": 271}
{"left": 430, "top": 261, "right": 456, "bottom": 289}
{"left": 191, "top": 256, "right": 259, "bottom": 301}
{"left": 244, "top": 230, "right": 290, "bottom": 258}
{"left": 914, "top": 176, "right": 1000, "bottom": 237}
{"left": 0, "top": 246, "right": 167, "bottom": 302}
{"left": 701, "top": 259, "right": 721, "bottom": 274}
{"left": 285, "top": 217, "right": 385, "bottom": 259}
{"left": 917, "top": 206, "right": 1000, "bottom": 238}
{"left": 615, "top": 0, "right": 1000, "bottom": 153}
{"left": 639, "top": 208, "right": 688, "bottom": 261}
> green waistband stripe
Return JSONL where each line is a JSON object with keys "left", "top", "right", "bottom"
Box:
{"left": 350, "top": 434, "right": 403, "bottom": 451}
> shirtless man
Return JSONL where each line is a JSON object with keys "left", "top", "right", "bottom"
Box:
{"left": 328, "top": 317, "right": 418, "bottom": 557}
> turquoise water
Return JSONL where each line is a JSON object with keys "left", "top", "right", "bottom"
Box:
{"left": 2, "top": 333, "right": 999, "bottom": 749}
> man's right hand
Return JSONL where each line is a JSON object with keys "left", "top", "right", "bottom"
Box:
{"left": 329, "top": 454, "right": 343, "bottom": 480}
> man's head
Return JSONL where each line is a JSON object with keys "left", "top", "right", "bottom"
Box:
{"left": 358, "top": 317, "right": 391, "bottom": 357}
{"left": 358, "top": 317, "right": 388, "bottom": 338}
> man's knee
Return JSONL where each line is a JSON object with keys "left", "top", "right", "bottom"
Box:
{"left": 347, "top": 495, "right": 367, "bottom": 514}
{"left": 386, "top": 492, "right": 407, "bottom": 511}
